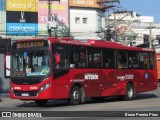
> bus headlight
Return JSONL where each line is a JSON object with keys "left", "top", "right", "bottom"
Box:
{"left": 10, "top": 87, "right": 14, "bottom": 92}
{"left": 39, "top": 82, "right": 51, "bottom": 92}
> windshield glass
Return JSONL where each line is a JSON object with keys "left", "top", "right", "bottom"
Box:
{"left": 12, "top": 51, "right": 50, "bottom": 77}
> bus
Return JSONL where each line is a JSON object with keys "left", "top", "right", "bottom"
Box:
{"left": 156, "top": 48, "right": 160, "bottom": 86}
{"left": 9, "top": 37, "right": 158, "bottom": 106}
{"left": 156, "top": 54, "right": 160, "bottom": 86}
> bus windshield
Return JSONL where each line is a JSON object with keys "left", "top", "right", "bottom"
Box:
{"left": 12, "top": 51, "right": 50, "bottom": 77}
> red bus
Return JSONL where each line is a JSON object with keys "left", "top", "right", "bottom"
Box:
{"left": 156, "top": 49, "right": 160, "bottom": 86}
{"left": 10, "top": 37, "right": 158, "bottom": 106}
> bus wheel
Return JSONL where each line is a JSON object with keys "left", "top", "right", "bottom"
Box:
{"left": 35, "top": 100, "right": 47, "bottom": 107}
{"left": 70, "top": 86, "right": 81, "bottom": 105}
{"left": 125, "top": 83, "right": 135, "bottom": 100}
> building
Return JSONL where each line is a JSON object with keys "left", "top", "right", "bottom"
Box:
{"left": 0, "top": 0, "right": 69, "bottom": 38}
{"left": 0, "top": 0, "right": 106, "bottom": 39}
{"left": 69, "top": 0, "right": 105, "bottom": 39}
{"left": 109, "top": 11, "right": 160, "bottom": 46}
{"left": 0, "top": 0, "right": 6, "bottom": 38}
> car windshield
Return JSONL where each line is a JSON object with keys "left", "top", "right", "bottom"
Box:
{"left": 12, "top": 51, "right": 50, "bottom": 77}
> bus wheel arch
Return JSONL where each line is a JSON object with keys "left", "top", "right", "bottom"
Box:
{"left": 158, "top": 80, "right": 160, "bottom": 87}
{"left": 69, "top": 83, "right": 85, "bottom": 105}
{"left": 125, "top": 82, "right": 136, "bottom": 100}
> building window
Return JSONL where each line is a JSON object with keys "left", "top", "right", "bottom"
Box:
{"left": 75, "top": 17, "right": 80, "bottom": 24}
{"left": 83, "top": 18, "right": 87, "bottom": 24}
{"left": 143, "top": 35, "right": 149, "bottom": 43}
{"left": 98, "top": 15, "right": 102, "bottom": 30}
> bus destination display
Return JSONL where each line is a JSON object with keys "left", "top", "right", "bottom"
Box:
{"left": 16, "top": 41, "right": 46, "bottom": 48}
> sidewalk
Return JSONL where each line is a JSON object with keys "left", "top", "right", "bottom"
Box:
{"left": 0, "top": 93, "right": 9, "bottom": 102}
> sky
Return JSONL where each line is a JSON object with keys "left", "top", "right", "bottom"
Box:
{"left": 0, "top": 0, "right": 5, "bottom": 11}
{"left": 120, "top": 0, "right": 160, "bottom": 22}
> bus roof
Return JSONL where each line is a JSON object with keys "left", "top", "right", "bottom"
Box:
{"left": 15, "top": 37, "right": 154, "bottom": 52}
{"left": 55, "top": 37, "right": 154, "bottom": 52}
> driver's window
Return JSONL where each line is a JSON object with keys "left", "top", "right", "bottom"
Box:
{"left": 32, "top": 56, "right": 38, "bottom": 67}
{"left": 53, "top": 44, "right": 69, "bottom": 70}
{"left": 38, "top": 57, "right": 43, "bottom": 66}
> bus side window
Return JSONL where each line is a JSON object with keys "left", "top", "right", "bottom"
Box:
{"left": 93, "top": 49, "right": 102, "bottom": 68}
{"left": 140, "top": 61, "right": 144, "bottom": 69}
{"left": 150, "top": 53, "right": 155, "bottom": 69}
{"left": 70, "top": 46, "right": 87, "bottom": 68}
{"left": 103, "top": 48, "right": 115, "bottom": 69}
{"left": 128, "top": 51, "right": 139, "bottom": 69}
{"left": 88, "top": 48, "right": 103, "bottom": 68}
{"left": 53, "top": 44, "right": 69, "bottom": 70}
{"left": 117, "top": 50, "right": 127, "bottom": 69}
{"left": 140, "top": 52, "right": 150, "bottom": 69}
{"left": 78, "top": 52, "right": 87, "bottom": 67}
{"left": 140, "top": 53, "right": 145, "bottom": 69}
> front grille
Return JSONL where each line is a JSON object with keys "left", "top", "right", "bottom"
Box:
{"left": 14, "top": 91, "right": 38, "bottom": 97}
{"left": 11, "top": 76, "right": 46, "bottom": 85}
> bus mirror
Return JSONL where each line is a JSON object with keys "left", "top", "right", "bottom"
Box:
{"left": 70, "top": 64, "right": 75, "bottom": 68}
{"left": 4, "top": 53, "right": 11, "bottom": 77}
{"left": 4, "top": 53, "right": 10, "bottom": 70}
{"left": 56, "top": 52, "right": 60, "bottom": 63}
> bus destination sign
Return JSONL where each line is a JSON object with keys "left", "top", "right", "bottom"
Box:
{"left": 16, "top": 41, "right": 45, "bottom": 48}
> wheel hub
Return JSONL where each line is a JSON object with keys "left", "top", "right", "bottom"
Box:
{"left": 73, "top": 90, "right": 79, "bottom": 100}
{"left": 127, "top": 87, "right": 133, "bottom": 98}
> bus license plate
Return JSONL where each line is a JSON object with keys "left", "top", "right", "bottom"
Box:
{"left": 21, "top": 93, "right": 29, "bottom": 96}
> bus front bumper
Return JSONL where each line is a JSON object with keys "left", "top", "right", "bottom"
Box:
{"left": 10, "top": 82, "right": 53, "bottom": 100}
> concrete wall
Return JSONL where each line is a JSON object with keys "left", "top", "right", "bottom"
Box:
{"left": 69, "top": 8, "right": 105, "bottom": 39}
{"left": 0, "top": 11, "right": 6, "bottom": 37}
{"left": 70, "top": 8, "right": 105, "bottom": 32}
{"left": 0, "top": 54, "right": 10, "bottom": 94}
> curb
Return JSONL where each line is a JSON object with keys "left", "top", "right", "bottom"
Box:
{"left": 0, "top": 93, "right": 10, "bottom": 98}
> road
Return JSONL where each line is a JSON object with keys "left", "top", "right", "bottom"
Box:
{"left": 0, "top": 88, "right": 160, "bottom": 119}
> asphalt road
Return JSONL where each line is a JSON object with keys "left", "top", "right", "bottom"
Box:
{"left": 0, "top": 88, "right": 160, "bottom": 119}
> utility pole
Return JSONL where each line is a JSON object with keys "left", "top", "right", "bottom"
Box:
{"left": 42, "top": 0, "right": 60, "bottom": 37}
{"left": 48, "top": 0, "right": 52, "bottom": 37}
{"left": 149, "top": 22, "right": 152, "bottom": 48}
{"left": 97, "top": 0, "right": 120, "bottom": 41}
{"left": 148, "top": 22, "right": 156, "bottom": 48}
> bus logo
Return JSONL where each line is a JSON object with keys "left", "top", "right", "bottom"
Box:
{"left": 117, "top": 74, "right": 134, "bottom": 81}
{"left": 85, "top": 73, "right": 99, "bottom": 80}
{"left": 145, "top": 73, "right": 148, "bottom": 79}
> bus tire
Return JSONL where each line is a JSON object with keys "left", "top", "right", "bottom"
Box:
{"left": 70, "top": 86, "right": 81, "bottom": 105}
{"left": 35, "top": 100, "right": 47, "bottom": 107}
{"left": 125, "top": 83, "right": 135, "bottom": 100}
{"left": 80, "top": 87, "right": 85, "bottom": 104}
